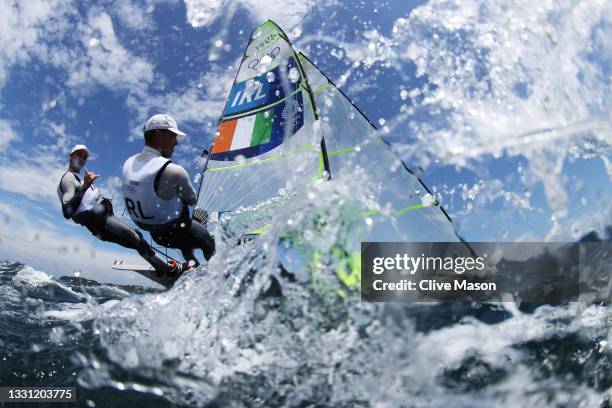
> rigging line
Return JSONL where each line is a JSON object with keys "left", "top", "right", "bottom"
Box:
{"left": 196, "top": 174, "right": 211, "bottom": 209}
{"left": 211, "top": 150, "right": 275, "bottom": 208}
{"left": 214, "top": 140, "right": 319, "bottom": 210}
{"left": 214, "top": 164, "right": 284, "bottom": 212}
{"left": 202, "top": 143, "right": 317, "bottom": 211}
{"left": 197, "top": 152, "right": 224, "bottom": 212}
{"left": 199, "top": 155, "right": 234, "bottom": 211}
{"left": 203, "top": 147, "right": 251, "bottom": 209}
{"left": 203, "top": 162, "right": 240, "bottom": 212}
{"left": 218, "top": 166, "right": 288, "bottom": 213}
{"left": 209, "top": 156, "right": 240, "bottom": 203}
{"left": 200, "top": 159, "right": 234, "bottom": 211}
{"left": 206, "top": 144, "right": 316, "bottom": 172}
{"left": 203, "top": 166, "right": 253, "bottom": 212}
{"left": 209, "top": 169, "right": 251, "bottom": 211}
{"left": 200, "top": 175, "right": 221, "bottom": 212}
{"left": 202, "top": 177, "right": 228, "bottom": 213}
{"left": 151, "top": 245, "right": 179, "bottom": 263}
{"left": 195, "top": 143, "right": 213, "bottom": 203}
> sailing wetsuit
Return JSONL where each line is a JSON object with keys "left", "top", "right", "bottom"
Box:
{"left": 57, "top": 171, "right": 170, "bottom": 272}
{"left": 122, "top": 146, "right": 215, "bottom": 265}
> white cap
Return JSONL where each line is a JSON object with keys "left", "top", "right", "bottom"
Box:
{"left": 70, "top": 144, "right": 91, "bottom": 156}
{"left": 144, "top": 114, "right": 187, "bottom": 141}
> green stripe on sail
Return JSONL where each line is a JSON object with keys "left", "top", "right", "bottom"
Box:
{"left": 243, "top": 201, "right": 441, "bottom": 237}
{"left": 313, "top": 148, "right": 326, "bottom": 180}
{"left": 312, "top": 82, "right": 332, "bottom": 95}
{"left": 396, "top": 201, "right": 439, "bottom": 215}
{"left": 208, "top": 143, "right": 316, "bottom": 172}
{"left": 209, "top": 139, "right": 391, "bottom": 176}
{"left": 245, "top": 21, "right": 287, "bottom": 58}
{"left": 252, "top": 20, "right": 277, "bottom": 37}
{"left": 246, "top": 223, "right": 272, "bottom": 235}
{"left": 328, "top": 146, "right": 355, "bottom": 157}
{"left": 251, "top": 110, "right": 273, "bottom": 146}
{"left": 360, "top": 201, "right": 439, "bottom": 218}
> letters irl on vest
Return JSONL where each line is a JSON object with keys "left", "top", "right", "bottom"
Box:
{"left": 124, "top": 197, "right": 154, "bottom": 220}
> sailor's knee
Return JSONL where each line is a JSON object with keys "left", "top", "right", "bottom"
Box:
{"left": 132, "top": 229, "right": 148, "bottom": 247}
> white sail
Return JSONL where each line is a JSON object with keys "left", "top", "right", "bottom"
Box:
{"left": 195, "top": 20, "right": 325, "bottom": 235}
{"left": 196, "top": 20, "right": 465, "bottom": 246}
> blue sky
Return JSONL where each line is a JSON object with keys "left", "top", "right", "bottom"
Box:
{"left": 0, "top": 0, "right": 610, "bottom": 284}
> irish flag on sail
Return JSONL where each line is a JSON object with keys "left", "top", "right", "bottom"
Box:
{"left": 211, "top": 92, "right": 304, "bottom": 161}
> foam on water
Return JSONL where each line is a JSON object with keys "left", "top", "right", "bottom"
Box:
{"left": 78, "top": 170, "right": 611, "bottom": 407}
{"left": 13, "top": 266, "right": 56, "bottom": 286}
{"left": 43, "top": 300, "right": 121, "bottom": 322}
{"left": 12, "top": 266, "right": 88, "bottom": 302}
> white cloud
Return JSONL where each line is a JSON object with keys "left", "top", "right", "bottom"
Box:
{"left": 66, "top": 10, "right": 154, "bottom": 97}
{"left": 0, "top": 121, "right": 83, "bottom": 204}
{"left": 0, "top": 119, "right": 18, "bottom": 148}
{"left": 0, "top": 0, "right": 77, "bottom": 91}
{"left": 124, "top": 64, "right": 232, "bottom": 160}
{"left": 126, "top": 86, "right": 225, "bottom": 142}
{"left": 0, "top": 4, "right": 161, "bottom": 205}
{"left": 0, "top": 160, "right": 64, "bottom": 204}
{"left": 0, "top": 1, "right": 230, "bottom": 156}
{"left": 184, "top": 0, "right": 226, "bottom": 28}
{"left": 112, "top": 0, "right": 151, "bottom": 30}
{"left": 0, "top": 143, "right": 140, "bottom": 211}
{"left": 184, "top": 0, "right": 316, "bottom": 30}
{"left": 0, "top": 2, "right": 156, "bottom": 106}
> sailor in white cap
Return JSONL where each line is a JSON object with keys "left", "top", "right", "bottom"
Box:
{"left": 58, "top": 144, "right": 179, "bottom": 275}
{"left": 57, "top": 144, "right": 100, "bottom": 218}
{"left": 122, "top": 114, "right": 215, "bottom": 266}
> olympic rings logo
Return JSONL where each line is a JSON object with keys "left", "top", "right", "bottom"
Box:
{"left": 247, "top": 47, "right": 281, "bottom": 70}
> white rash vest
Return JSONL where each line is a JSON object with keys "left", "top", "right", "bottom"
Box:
{"left": 122, "top": 153, "right": 184, "bottom": 226}
{"left": 57, "top": 172, "right": 102, "bottom": 217}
